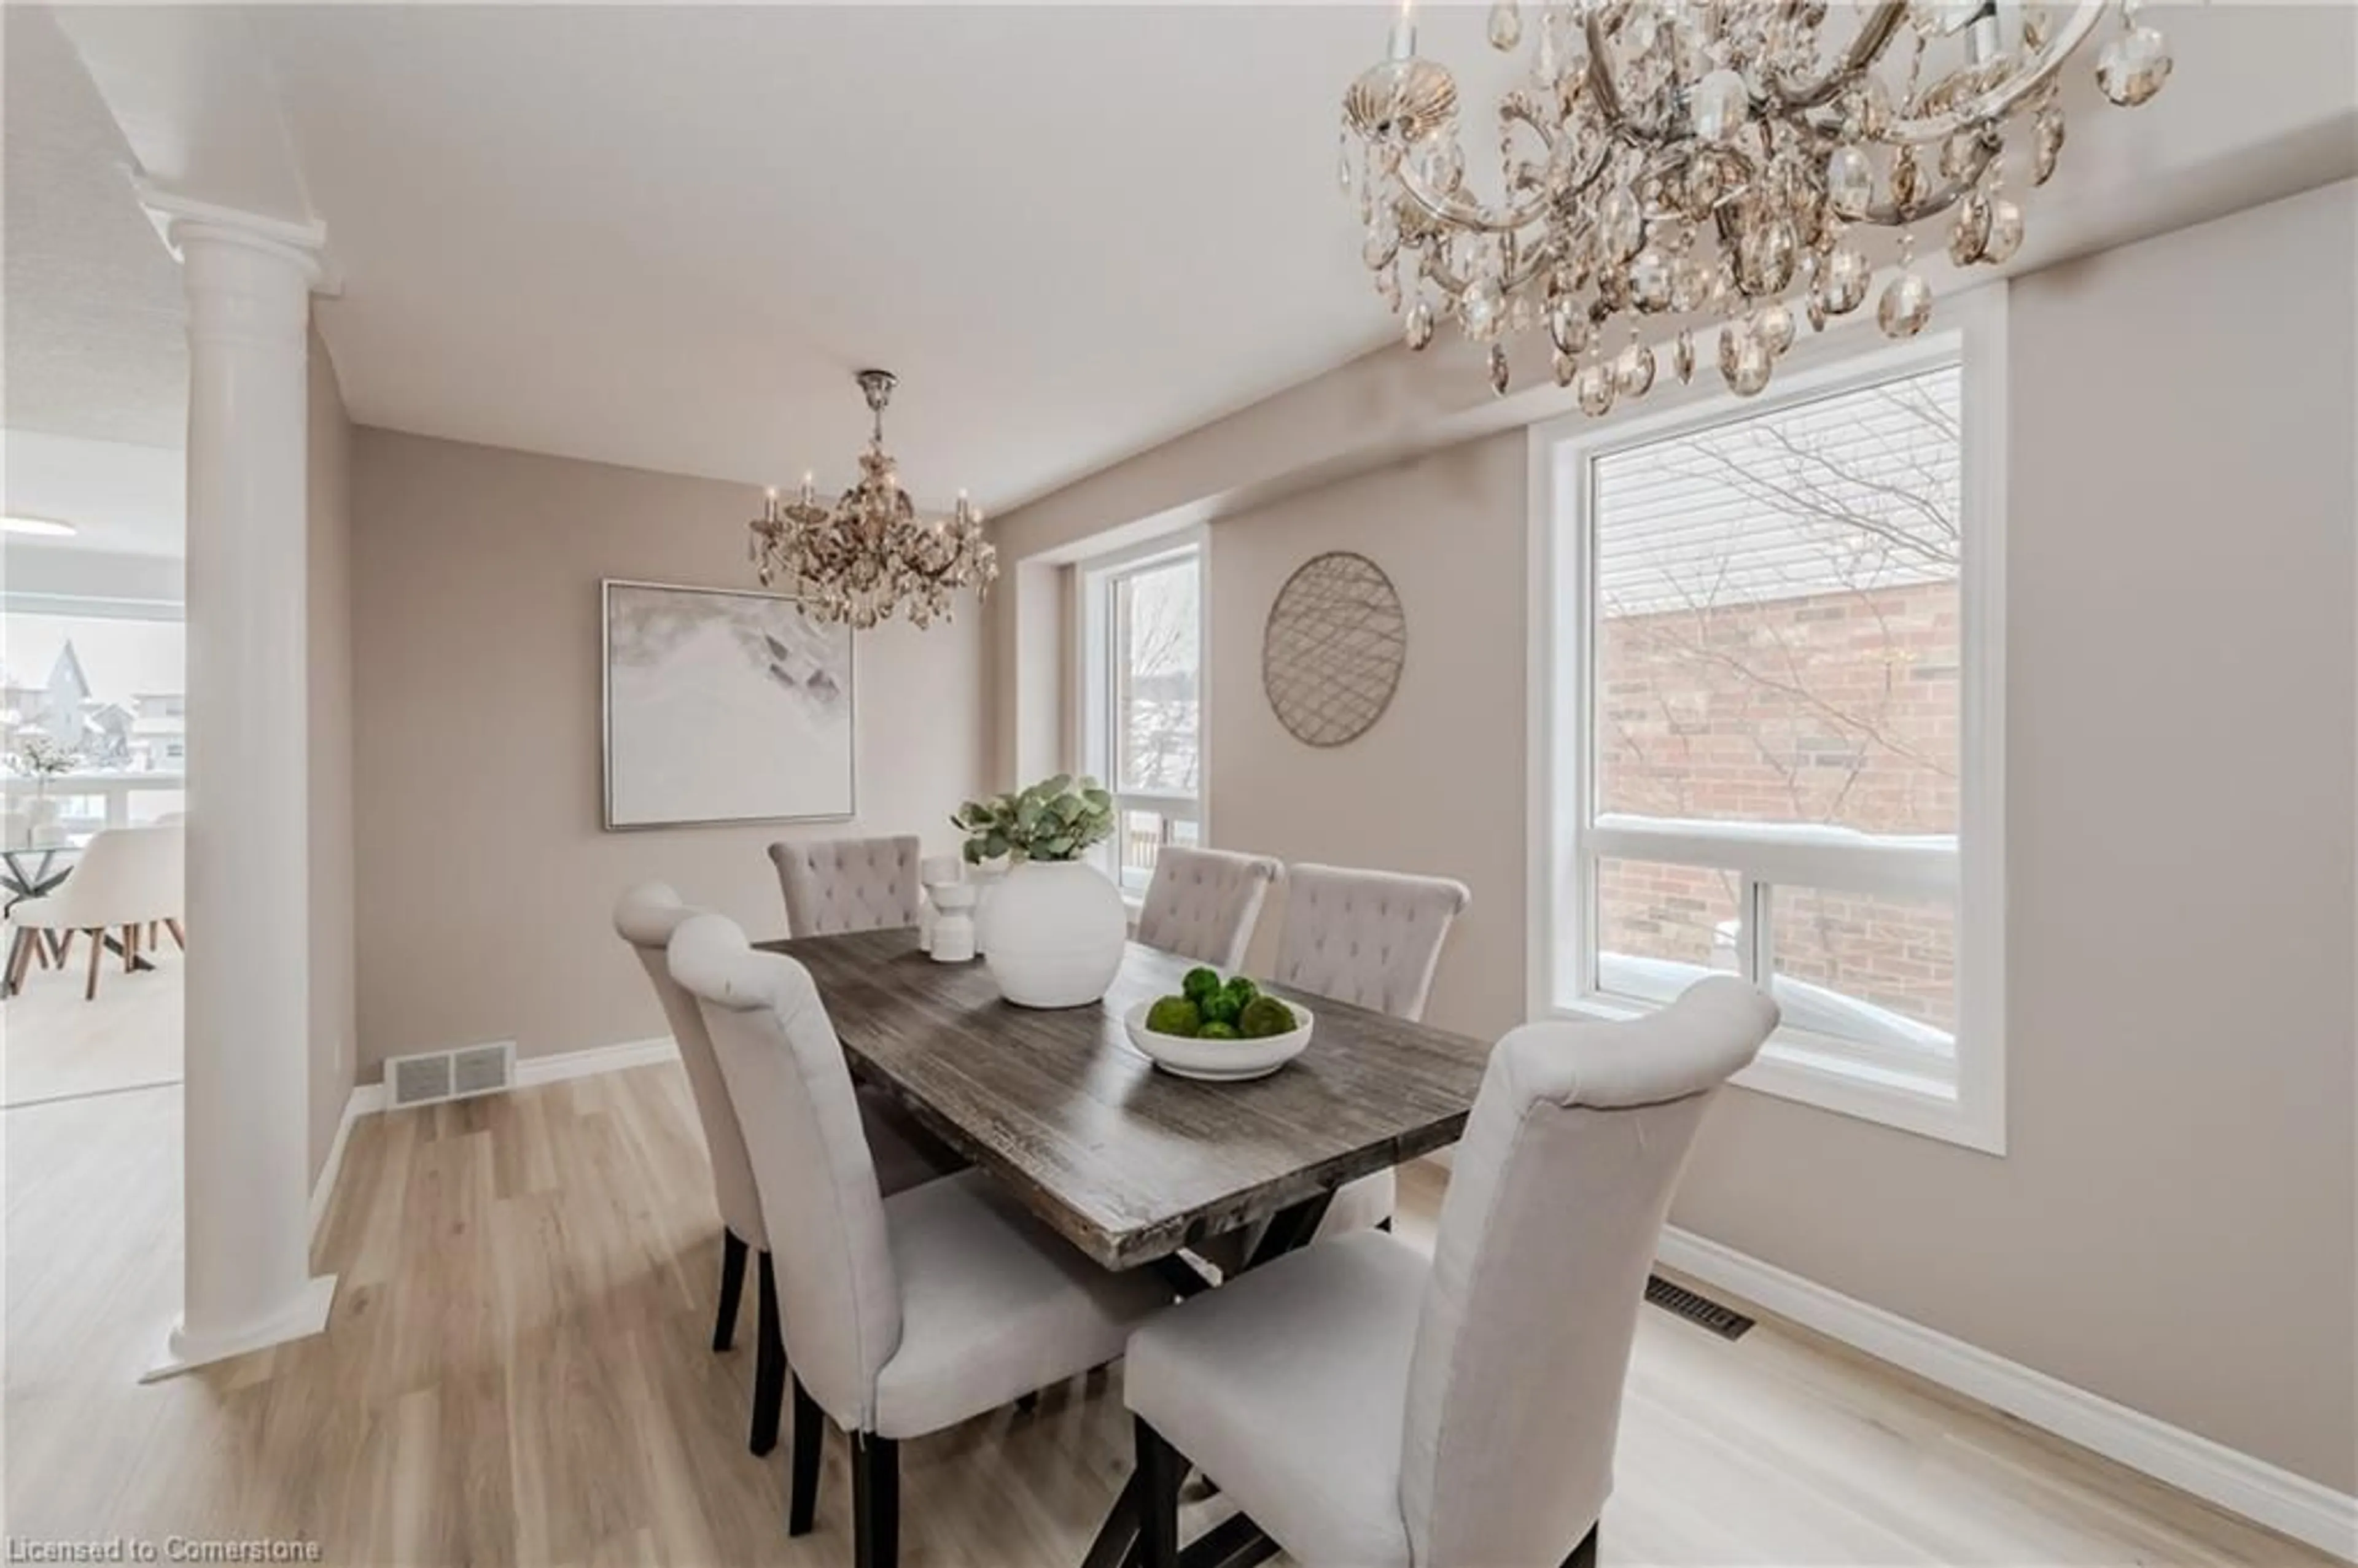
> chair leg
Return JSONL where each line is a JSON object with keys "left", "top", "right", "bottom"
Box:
{"left": 1560, "top": 1522, "right": 1599, "bottom": 1568}
{"left": 712, "top": 1228, "right": 749, "bottom": 1353}
{"left": 1134, "top": 1417, "right": 1182, "bottom": 1568}
{"left": 84, "top": 929, "right": 104, "bottom": 1000}
{"left": 4, "top": 930, "right": 36, "bottom": 995}
{"left": 788, "top": 1376, "right": 823, "bottom": 1536}
{"left": 49, "top": 930, "right": 71, "bottom": 966}
{"left": 122, "top": 923, "right": 139, "bottom": 974}
{"left": 852, "top": 1432, "right": 899, "bottom": 1568}
{"left": 165, "top": 917, "right": 185, "bottom": 950}
{"left": 750, "top": 1252, "right": 785, "bottom": 1455}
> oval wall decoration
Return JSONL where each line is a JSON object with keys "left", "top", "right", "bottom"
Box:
{"left": 1261, "top": 551, "right": 1407, "bottom": 747}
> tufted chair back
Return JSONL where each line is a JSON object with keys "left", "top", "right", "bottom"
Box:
{"left": 669, "top": 912, "right": 905, "bottom": 1432}
{"left": 1401, "top": 977, "right": 1777, "bottom": 1567}
{"left": 1135, "top": 846, "right": 1282, "bottom": 970}
{"left": 613, "top": 883, "right": 765, "bottom": 1249}
{"left": 768, "top": 835, "right": 922, "bottom": 938}
{"left": 1270, "top": 863, "right": 1471, "bottom": 1023}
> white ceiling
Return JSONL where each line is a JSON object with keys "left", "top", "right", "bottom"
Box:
{"left": 246, "top": 3, "right": 1531, "bottom": 510}
{"left": 13, "top": 3, "right": 2357, "bottom": 526}
{"left": 2, "top": 6, "right": 187, "bottom": 452}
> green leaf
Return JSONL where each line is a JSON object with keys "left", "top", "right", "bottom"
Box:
{"left": 962, "top": 839, "right": 984, "bottom": 864}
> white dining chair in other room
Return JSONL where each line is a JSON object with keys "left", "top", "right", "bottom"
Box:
{"left": 668, "top": 913, "right": 1172, "bottom": 1568}
{"left": 613, "top": 884, "right": 960, "bottom": 1459}
{"left": 1196, "top": 864, "right": 1469, "bottom": 1274}
{"left": 1127, "top": 977, "right": 1780, "bottom": 1568}
{"left": 768, "top": 835, "right": 922, "bottom": 937}
{"left": 1134, "top": 846, "right": 1282, "bottom": 971}
{"left": 6, "top": 825, "right": 183, "bottom": 1000}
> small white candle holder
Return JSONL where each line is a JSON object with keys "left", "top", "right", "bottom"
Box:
{"left": 927, "top": 881, "right": 979, "bottom": 963}
{"left": 918, "top": 855, "right": 964, "bottom": 954}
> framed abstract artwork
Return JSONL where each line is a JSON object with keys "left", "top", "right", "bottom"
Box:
{"left": 602, "top": 579, "right": 855, "bottom": 829}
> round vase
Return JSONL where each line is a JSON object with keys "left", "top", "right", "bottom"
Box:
{"left": 979, "top": 859, "right": 1127, "bottom": 1009}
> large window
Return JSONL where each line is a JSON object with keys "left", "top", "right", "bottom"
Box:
{"left": 1081, "top": 542, "right": 1204, "bottom": 896}
{"left": 1, "top": 608, "right": 188, "bottom": 835}
{"left": 1532, "top": 305, "right": 2004, "bottom": 1152}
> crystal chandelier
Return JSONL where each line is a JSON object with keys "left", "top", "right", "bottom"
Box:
{"left": 750, "top": 370, "right": 998, "bottom": 629}
{"left": 1339, "top": 0, "right": 2173, "bottom": 410}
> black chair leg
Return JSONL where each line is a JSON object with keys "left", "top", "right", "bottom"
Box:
{"left": 713, "top": 1228, "right": 749, "bottom": 1353}
{"left": 1134, "top": 1417, "right": 1182, "bottom": 1568}
{"left": 788, "top": 1376, "right": 823, "bottom": 1537}
{"left": 1560, "top": 1522, "right": 1599, "bottom": 1568}
{"left": 852, "top": 1432, "right": 899, "bottom": 1568}
{"left": 750, "top": 1254, "right": 785, "bottom": 1455}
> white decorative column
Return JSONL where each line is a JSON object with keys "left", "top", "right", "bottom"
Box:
{"left": 143, "top": 195, "right": 337, "bottom": 1379}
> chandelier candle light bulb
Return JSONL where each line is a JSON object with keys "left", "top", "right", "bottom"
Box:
{"left": 1338, "top": 0, "right": 2174, "bottom": 411}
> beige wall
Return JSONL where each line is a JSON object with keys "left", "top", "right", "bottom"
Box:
{"left": 1207, "top": 432, "right": 1530, "bottom": 1043}
{"left": 349, "top": 430, "right": 985, "bottom": 1075}
{"left": 306, "top": 327, "right": 357, "bottom": 1183}
{"left": 986, "top": 180, "right": 2358, "bottom": 1490}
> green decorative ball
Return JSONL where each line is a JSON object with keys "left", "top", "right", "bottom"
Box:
{"left": 1199, "top": 990, "right": 1242, "bottom": 1027}
{"left": 1198, "top": 1020, "right": 1242, "bottom": 1041}
{"left": 1145, "top": 996, "right": 1202, "bottom": 1038}
{"left": 1223, "top": 976, "right": 1261, "bottom": 1011}
{"left": 1181, "top": 966, "right": 1223, "bottom": 1003}
{"left": 1238, "top": 995, "right": 1295, "bottom": 1039}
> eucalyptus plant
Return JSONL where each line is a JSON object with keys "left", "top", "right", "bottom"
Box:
{"left": 951, "top": 774, "right": 1115, "bottom": 865}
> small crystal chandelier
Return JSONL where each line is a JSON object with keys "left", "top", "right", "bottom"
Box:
{"left": 1339, "top": 0, "right": 2174, "bottom": 411}
{"left": 750, "top": 370, "right": 998, "bottom": 629}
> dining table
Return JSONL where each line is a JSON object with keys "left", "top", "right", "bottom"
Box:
{"left": 758, "top": 926, "right": 1493, "bottom": 1568}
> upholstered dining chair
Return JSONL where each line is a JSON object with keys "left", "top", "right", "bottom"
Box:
{"left": 667, "top": 912, "right": 1171, "bottom": 1568}
{"left": 1194, "top": 863, "right": 1469, "bottom": 1274}
{"left": 1134, "top": 845, "right": 1282, "bottom": 970}
{"left": 5, "top": 825, "right": 183, "bottom": 1000}
{"left": 768, "top": 834, "right": 922, "bottom": 937}
{"left": 1127, "top": 977, "right": 1780, "bottom": 1568}
{"left": 612, "top": 884, "right": 960, "bottom": 1459}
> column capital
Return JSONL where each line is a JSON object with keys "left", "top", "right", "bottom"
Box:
{"left": 134, "top": 177, "right": 336, "bottom": 295}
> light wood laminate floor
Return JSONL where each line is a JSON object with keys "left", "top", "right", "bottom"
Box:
{"left": 0, "top": 939, "right": 182, "bottom": 1107}
{"left": 3, "top": 1063, "right": 2333, "bottom": 1566}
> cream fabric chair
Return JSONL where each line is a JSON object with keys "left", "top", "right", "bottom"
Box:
{"left": 1134, "top": 845, "right": 1282, "bottom": 970}
{"left": 768, "top": 834, "right": 922, "bottom": 937}
{"left": 6, "top": 825, "right": 182, "bottom": 1000}
{"left": 667, "top": 912, "right": 1170, "bottom": 1568}
{"left": 1196, "top": 863, "right": 1470, "bottom": 1272}
{"left": 612, "top": 884, "right": 959, "bottom": 1459}
{"left": 1126, "top": 977, "right": 1780, "bottom": 1568}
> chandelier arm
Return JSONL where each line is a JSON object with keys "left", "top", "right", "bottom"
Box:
{"left": 1764, "top": 1, "right": 1910, "bottom": 112}
{"left": 1877, "top": 0, "right": 2107, "bottom": 144}
{"left": 1393, "top": 159, "right": 1559, "bottom": 235}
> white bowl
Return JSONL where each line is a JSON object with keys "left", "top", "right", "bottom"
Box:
{"left": 1123, "top": 998, "right": 1314, "bottom": 1082}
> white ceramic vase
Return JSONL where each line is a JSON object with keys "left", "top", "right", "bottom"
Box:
{"left": 979, "top": 858, "right": 1127, "bottom": 1009}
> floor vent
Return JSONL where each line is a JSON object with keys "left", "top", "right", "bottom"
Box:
{"left": 385, "top": 1041, "right": 516, "bottom": 1109}
{"left": 1645, "top": 1274, "right": 1755, "bottom": 1341}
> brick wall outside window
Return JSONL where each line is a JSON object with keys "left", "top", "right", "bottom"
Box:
{"left": 1592, "top": 578, "right": 1959, "bottom": 1031}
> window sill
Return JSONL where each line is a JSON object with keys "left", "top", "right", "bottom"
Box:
{"left": 1538, "top": 998, "right": 2006, "bottom": 1156}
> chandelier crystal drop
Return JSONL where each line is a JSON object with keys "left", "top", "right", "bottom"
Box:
{"left": 1339, "top": 0, "right": 2174, "bottom": 410}
{"left": 749, "top": 370, "right": 998, "bottom": 630}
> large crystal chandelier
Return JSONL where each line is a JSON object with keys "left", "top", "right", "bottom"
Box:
{"left": 750, "top": 370, "right": 998, "bottom": 629}
{"left": 1339, "top": 0, "right": 2173, "bottom": 410}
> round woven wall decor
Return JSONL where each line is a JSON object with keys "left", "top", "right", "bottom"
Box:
{"left": 1262, "top": 551, "right": 1407, "bottom": 747}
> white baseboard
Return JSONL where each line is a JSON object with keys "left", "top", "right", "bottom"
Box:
{"left": 512, "top": 1034, "right": 679, "bottom": 1089}
{"left": 1657, "top": 1226, "right": 2358, "bottom": 1561}
{"left": 306, "top": 1082, "right": 380, "bottom": 1244}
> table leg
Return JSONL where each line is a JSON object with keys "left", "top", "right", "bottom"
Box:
{"left": 1078, "top": 1190, "right": 1338, "bottom": 1568}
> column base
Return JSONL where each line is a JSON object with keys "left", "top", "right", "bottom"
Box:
{"left": 141, "top": 1273, "right": 338, "bottom": 1383}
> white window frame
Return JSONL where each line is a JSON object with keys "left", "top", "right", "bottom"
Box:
{"left": 1526, "top": 285, "right": 2008, "bottom": 1155}
{"left": 1076, "top": 530, "right": 1208, "bottom": 898}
